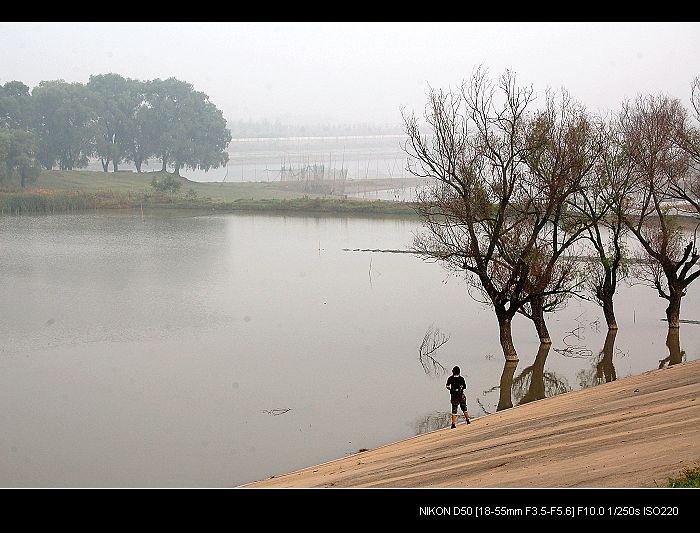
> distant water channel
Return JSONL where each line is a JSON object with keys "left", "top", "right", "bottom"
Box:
{"left": 0, "top": 211, "right": 697, "bottom": 487}
{"left": 85, "top": 135, "right": 410, "bottom": 183}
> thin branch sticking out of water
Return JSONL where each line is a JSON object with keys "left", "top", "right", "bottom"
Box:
{"left": 554, "top": 311, "right": 594, "bottom": 359}
{"left": 476, "top": 397, "right": 492, "bottom": 416}
{"left": 419, "top": 324, "right": 450, "bottom": 377}
{"left": 343, "top": 248, "right": 415, "bottom": 254}
{"left": 262, "top": 408, "right": 292, "bottom": 416}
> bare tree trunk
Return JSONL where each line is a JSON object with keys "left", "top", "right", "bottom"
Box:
{"left": 665, "top": 285, "right": 682, "bottom": 328}
{"left": 161, "top": 156, "right": 167, "bottom": 172}
{"left": 174, "top": 162, "right": 181, "bottom": 176}
{"left": 497, "top": 360, "right": 518, "bottom": 411}
{"left": 135, "top": 160, "right": 142, "bottom": 173}
{"left": 496, "top": 311, "right": 519, "bottom": 362}
{"left": 529, "top": 296, "right": 551, "bottom": 344}
{"left": 101, "top": 158, "right": 109, "bottom": 172}
{"left": 664, "top": 327, "right": 684, "bottom": 366}
{"left": 601, "top": 294, "right": 618, "bottom": 330}
{"left": 112, "top": 159, "right": 119, "bottom": 172}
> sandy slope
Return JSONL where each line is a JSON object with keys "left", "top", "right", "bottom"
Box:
{"left": 243, "top": 359, "right": 700, "bottom": 488}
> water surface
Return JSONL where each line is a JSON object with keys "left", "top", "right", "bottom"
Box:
{"left": 0, "top": 211, "right": 697, "bottom": 486}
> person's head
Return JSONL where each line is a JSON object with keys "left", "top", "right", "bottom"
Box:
{"left": 452, "top": 366, "right": 460, "bottom": 376}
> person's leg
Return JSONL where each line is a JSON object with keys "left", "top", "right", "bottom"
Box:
{"left": 460, "top": 396, "right": 470, "bottom": 424}
{"left": 451, "top": 402, "right": 458, "bottom": 429}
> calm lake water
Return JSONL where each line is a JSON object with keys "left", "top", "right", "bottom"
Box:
{"left": 0, "top": 211, "right": 698, "bottom": 487}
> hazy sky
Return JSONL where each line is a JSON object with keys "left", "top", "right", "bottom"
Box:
{"left": 1, "top": 22, "right": 698, "bottom": 126}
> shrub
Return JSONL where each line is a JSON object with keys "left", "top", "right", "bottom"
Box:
{"left": 151, "top": 174, "right": 182, "bottom": 193}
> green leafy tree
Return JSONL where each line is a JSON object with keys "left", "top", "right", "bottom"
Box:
{"left": 146, "top": 77, "right": 230, "bottom": 175}
{"left": 87, "top": 73, "right": 136, "bottom": 172}
{"left": 32, "top": 80, "right": 97, "bottom": 170}
{"left": 0, "top": 81, "right": 33, "bottom": 130}
{"left": 124, "top": 78, "right": 155, "bottom": 173}
{"left": 0, "top": 129, "right": 41, "bottom": 188}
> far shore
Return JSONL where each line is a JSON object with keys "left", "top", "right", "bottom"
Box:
{"left": 0, "top": 170, "right": 423, "bottom": 218}
{"left": 243, "top": 359, "right": 700, "bottom": 488}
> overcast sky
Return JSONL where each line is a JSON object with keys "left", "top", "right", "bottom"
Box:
{"left": 1, "top": 22, "right": 698, "bottom": 126}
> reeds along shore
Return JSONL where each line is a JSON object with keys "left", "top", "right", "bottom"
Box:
{"left": 0, "top": 188, "right": 420, "bottom": 217}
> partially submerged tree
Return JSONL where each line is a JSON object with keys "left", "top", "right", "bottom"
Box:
{"left": 405, "top": 69, "right": 545, "bottom": 362}
{"left": 406, "top": 69, "right": 594, "bottom": 360}
{"left": 570, "top": 120, "right": 633, "bottom": 330}
{"left": 620, "top": 94, "right": 699, "bottom": 328}
{"left": 670, "top": 76, "right": 700, "bottom": 213}
{"left": 516, "top": 91, "right": 601, "bottom": 342}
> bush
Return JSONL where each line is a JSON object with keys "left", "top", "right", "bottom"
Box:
{"left": 667, "top": 466, "right": 700, "bottom": 487}
{"left": 151, "top": 174, "right": 182, "bottom": 193}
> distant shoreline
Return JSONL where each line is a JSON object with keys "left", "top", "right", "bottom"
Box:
{"left": 0, "top": 170, "right": 422, "bottom": 218}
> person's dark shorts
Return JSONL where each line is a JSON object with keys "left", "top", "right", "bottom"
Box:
{"left": 451, "top": 393, "right": 467, "bottom": 414}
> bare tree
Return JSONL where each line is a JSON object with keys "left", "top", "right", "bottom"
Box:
{"left": 671, "top": 76, "right": 700, "bottom": 213}
{"left": 513, "top": 91, "right": 602, "bottom": 342}
{"left": 518, "top": 241, "right": 584, "bottom": 344}
{"left": 405, "top": 68, "right": 586, "bottom": 361}
{"left": 620, "top": 94, "right": 699, "bottom": 328}
{"left": 570, "top": 119, "right": 633, "bottom": 329}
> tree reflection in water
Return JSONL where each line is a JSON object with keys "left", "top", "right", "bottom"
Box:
{"left": 497, "top": 360, "right": 519, "bottom": 411}
{"left": 414, "top": 412, "right": 453, "bottom": 434}
{"left": 659, "top": 327, "right": 686, "bottom": 368}
{"left": 415, "top": 323, "right": 691, "bottom": 434}
{"left": 479, "top": 344, "right": 570, "bottom": 413}
{"left": 578, "top": 329, "right": 619, "bottom": 389}
{"left": 512, "top": 343, "right": 571, "bottom": 406}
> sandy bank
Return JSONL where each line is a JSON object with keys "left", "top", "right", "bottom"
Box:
{"left": 243, "top": 359, "right": 700, "bottom": 487}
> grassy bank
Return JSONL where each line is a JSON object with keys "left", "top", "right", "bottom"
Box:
{"left": 0, "top": 170, "right": 420, "bottom": 217}
{"left": 667, "top": 466, "right": 700, "bottom": 487}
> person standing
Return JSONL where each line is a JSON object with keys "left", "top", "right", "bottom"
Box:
{"left": 446, "top": 366, "right": 471, "bottom": 429}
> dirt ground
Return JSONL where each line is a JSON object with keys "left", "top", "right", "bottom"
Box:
{"left": 243, "top": 359, "right": 700, "bottom": 488}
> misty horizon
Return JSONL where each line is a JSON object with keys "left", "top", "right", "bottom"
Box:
{"left": 1, "top": 22, "right": 698, "bottom": 131}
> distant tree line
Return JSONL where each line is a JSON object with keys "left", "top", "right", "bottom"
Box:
{"left": 0, "top": 74, "right": 231, "bottom": 188}
{"left": 405, "top": 68, "right": 700, "bottom": 365}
